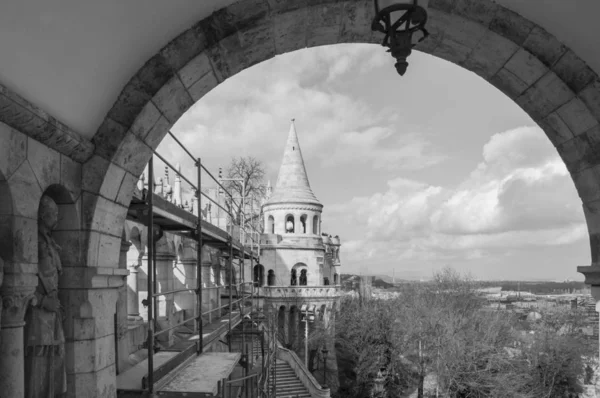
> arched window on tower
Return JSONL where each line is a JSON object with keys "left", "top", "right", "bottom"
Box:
{"left": 312, "top": 215, "right": 319, "bottom": 234}
{"left": 268, "top": 216, "right": 275, "bottom": 234}
{"left": 268, "top": 270, "right": 275, "bottom": 286}
{"left": 324, "top": 277, "right": 330, "bottom": 286}
{"left": 254, "top": 264, "right": 265, "bottom": 287}
{"left": 290, "top": 269, "right": 297, "bottom": 286}
{"left": 300, "top": 214, "right": 307, "bottom": 234}
{"left": 285, "top": 215, "right": 295, "bottom": 233}
{"left": 300, "top": 269, "right": 307, "bottom": 286}
{"left": 334, "top": 273, "right": 339, "bottom": 285}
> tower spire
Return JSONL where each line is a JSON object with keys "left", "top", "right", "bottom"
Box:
{"left": 266, "top": 120, "right": 321, "bottom": 206}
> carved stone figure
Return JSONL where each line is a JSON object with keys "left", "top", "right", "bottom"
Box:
{"left": 24, "top": 195, "right": 67, "bottom": 397}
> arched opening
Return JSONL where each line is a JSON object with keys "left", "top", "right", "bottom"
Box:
{"left": 300, "top": 214, "right": 307, "bottom": 234}
{"left": 312, "top": 215, "right": 319, "bottom": 235}
{"left": 324, "top": 277, "right": 330, "bottom": 286}
{"left": 0, "top": 170, "right": 14, "bottom": 271}
{"left": 253, "top": 264, "right": 265, "bottom": 287}
{"left": 300, "top": 269, "right": 308, "bottom": 286}
{"left": 290, "top": 269, "right": 297, "bottom": 286}
{"left": 278, "top": 306, "right": 287, "bottom": 342}
{"left": 268, "top": 215, "right": 275, "bottom": 234}
{"left": 285, "top": 214, "right": 295, "bottom": 233}
{"left": 289, "top": 306, "right": 299, "bottom": 349}
{"left": 334, "top": 273, "right": 339, "bottom": 285}
{"left": 267, "top": 270, "right": 275, "bottom": 286}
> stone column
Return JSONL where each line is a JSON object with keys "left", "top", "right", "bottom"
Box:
{"left": 116, "top": 238, "right": 131, "bottom": 374}
{"left": 0, "top": 281, "right": 37, "bottom": 398}
{"left": 127, "top": 245, "right": 143, "bottom": 322}
{"left": 155, "top": 238, "right": 176, "bottom": 345}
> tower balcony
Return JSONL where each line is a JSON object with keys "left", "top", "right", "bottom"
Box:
{"left": 259, "top": 285, "right": 341, "bottom": 299}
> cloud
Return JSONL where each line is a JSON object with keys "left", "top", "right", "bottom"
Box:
{"left": 328, "top": 125, "right": 586, "bottom": 274}
{"left": 163, "top": 44, "right": 443, "bottom": 178}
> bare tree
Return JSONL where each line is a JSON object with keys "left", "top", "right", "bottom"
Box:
{"left": 223, "top": 157, "right": 266, "bottom": 226}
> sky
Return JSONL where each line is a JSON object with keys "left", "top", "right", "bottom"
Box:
{"left": 159, "top": 43, "right": 589, "bottom": 282}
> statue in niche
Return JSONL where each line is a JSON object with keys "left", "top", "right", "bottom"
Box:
{"left": 299, "top": 269, "right": 307, "bottom": 286}
{"left": 24, "top": 195, "right": 67, "bottom": 397}
{"left": 290, "top": 269, "right": 297, "bottom": 286}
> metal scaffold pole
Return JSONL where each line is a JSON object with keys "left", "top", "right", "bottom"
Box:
{"left": 146, "top": 156, "right": 155, "bottom": 393}
{"left": 228, "top": 236, "right": 233, "bottom": 352}
{"left": 196, "top": 157, "right": 203, "bottom": 352}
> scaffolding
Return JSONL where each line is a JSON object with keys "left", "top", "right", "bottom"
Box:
{"left": 117, "top": 131, "right": 274, "bottom": 398}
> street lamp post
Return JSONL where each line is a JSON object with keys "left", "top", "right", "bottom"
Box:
{"left": 322, "top": 348, "right": 329, "bottom": 389}
{"left": 301, "top": 307, "right": 315, "bottom": 367}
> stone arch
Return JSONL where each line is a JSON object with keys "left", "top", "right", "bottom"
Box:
{"left": 312, "top": 215, "right": 319, "bottom": 235}
{"left": 300, "top": 214, "right": 308, "bottom": 234}
{"left": 277, "top": 305, "right": 286, "bottom": 341}
{"left": 87, "top": 0, "right": 600, "bottom": 272}
{"left": 267, "top": 215, "right": 275, "bottom": 234}
{"left": 285, "top": 214, "right": 295, "bottom": 234}
{"left": 253, "top": 263, "right": 265, "bottom": 287}
{"left": 267, "top": 269, "right": 275, "bottom": 286}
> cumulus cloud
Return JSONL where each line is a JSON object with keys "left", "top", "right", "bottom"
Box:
{"left": 329, "top": 125, "right": 586, "bottom": 274}
{"left": 161, "top": 44, "right": 443, "bottom": 178}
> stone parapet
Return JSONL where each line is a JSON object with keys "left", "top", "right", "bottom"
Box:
{"left": 263, "top": 286, "right": 341, "bottom": 299}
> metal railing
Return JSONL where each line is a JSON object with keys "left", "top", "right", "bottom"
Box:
{"left": 139, "top": 130, "right": 265, "bottom": 395}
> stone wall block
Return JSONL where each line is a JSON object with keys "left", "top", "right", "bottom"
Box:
{"left": 66, "top": 334, "right": 115, "bottom": 374}
{"left": 179, "top": 52, "right": 214, "bottom": 89}
{"left": 267, "top": 0, "right": 307, "bottom": 14}
{"left": 453, "top": 0, "right": 499, "bottom": 26}
{"left": 188, "top": 71, "right": 219, "bottom": 102}
{"left": 60, "top": 155, "right": 82, "bottom": 201}
{"left": 54, "top": 231, "right": 83, "bottom": 267}
{"left": 160, "top": 24, "right": 208, "bottom": 72}
{"left": 143, "top": 116, "right": 171, "bottom": 152}
{"left": 67, "top": 364, "right": 117, "bottom": 398}
{"left": 463, "top": 30, "right": 519, "bottom": 79}
{"left": 578, "top": 126, "right": 600, "bottom": 170}
{"left": 556, "top": 97, "right": 599, "bottom": 137}
{"left": 539, "top": 112, "right": 574, "bottom": 146}
{"left": 8, "top": 161, "right": 42, "bottom": 219}
{"left": 504, "top": 48, "right": 548, "bottom": 86}
{"left": 10, "top": 216, "right": 37, "bottom": 263}
{"left": 573, "top": 165, "right": 600, "bottom": 203}
{"left": 106, "top": 77, "right": 153, "bottom": 129}
{"left": 84, "top": 230, "right": 102, "bottom": 268}
{"left": 414, "top": 30, "right": 443, "bottom": 54}
{"left": 199, "top": 0, "right": 269, "bottom": 47}
{"left": 150, "top": 76, "right": 193, "bottom": 125}
{"left": 92, "top": 118, "right": 129, "bottom": 162}
{"left": 132, "top": 54, "right": 176, "bottom": 101}
{"left": 429, "top": 0, "right": 457, "bottom": 13}
{"left": 98, "top": 164, "right": 126, "bottom": 202}
{"left": 111, "top": 133, "right": 153, "bottom": 177}
{"left": 489, "top": 6, "right": 534, "bottom": 46}
{"left": 579, "top": 80, "right": 600, "bottom": 121}
{"left": 0, "top": 122, "right": 27, "bottom": 179}
{"left": 82, "top": 155, "right": 111, "bottom": 194}
{"left": 273, "top": 10, "right": 308, "bottom": 55}
{"left": 239, "top": 23, "right": 277, "bottom": 70}
{"left": 97, "top": 234, "right": 122, "bottom": 268}
{"left": 522, "top": 26, "right": 567, "bottom": 68}
{"left": 306, "top": 3, "right": 343, "bottom": 47}
{"left": 433, "top": 11, "right": 487, "bottom": 50}
{"left": 129, "top": 101, "right": 161, "bottom": 143}
{"left": 1, "top": 261, "right": 36, "bottom": 275}
{"left": 27, "top": 137, "right": 60, "bottom": 191}
{"left": 205, "top": 45, "right": 232, "bottom": 83}
{"left": 434, "top": 38, "right": 472, "bottom": 66}
{"left": 339, "top": 0, "right": 374, "bottom": 44}
{"left": 556, "top": 136, "right": 587, "bottom": 173}
{"left": 82, "top": 193, "right": 127, "bottom": 238}
{"left": 115, "top": 171, "right": 137, "bottom": 207}
{"left": 515, "top": 71, "right": 574, "bottom": 121}
{"left": 553, "top": 50, "right": 597, "bottom": 94}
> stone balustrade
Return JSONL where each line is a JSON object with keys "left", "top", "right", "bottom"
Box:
{"left": 262, "top": 286, "right": 341, "bottom": 298}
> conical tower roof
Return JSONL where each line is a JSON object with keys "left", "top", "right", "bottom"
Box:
{"left": 266, "top": 120, "right": 321, "bottom": 206}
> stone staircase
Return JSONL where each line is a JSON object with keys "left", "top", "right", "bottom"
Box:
{"left": 269, "top": 359, "right": 311, "bottom": 398}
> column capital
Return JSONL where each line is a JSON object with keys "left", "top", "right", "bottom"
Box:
{"left": 0, "top": 285, "right": 37, "bottom": 328}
